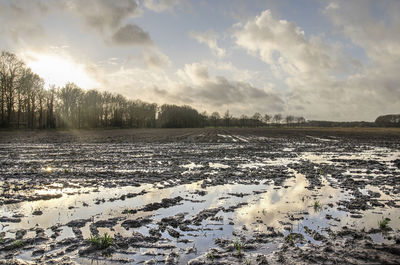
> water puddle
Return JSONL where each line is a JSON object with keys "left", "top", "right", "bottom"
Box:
{"left": 1, "top": 137, "right": 399, "bottom": 264}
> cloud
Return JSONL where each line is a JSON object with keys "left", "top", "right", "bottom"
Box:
{"left": 189, "top": 30, "right": 226, "bottom": 57}
{"left": 0, "top": 0, "right": 150, "bottom": 49}
{"left": 233, "top": 7, "right": 400, "bottom": 121}
{"left": 94, "top": 62, "right": 284, "bottom": 116}
{"left": 143, "top": 0, "right": 181, "bottom": 12}
{"left": 233, "top": 9, "right": 347, "bottom": 80}
{"left": 321, "top": 0, "right": 400, "bottom": 119}
{"left": 177, "top": 63, "right": 209, "bottom": 85}
{"left": 0, "top": 0, "right": 49, "bottom": 46}
{"left": 111, "top": 24, "right": 153, "bottom": 45}
{"left": 324, "top": 0, "right": 400, "bottom": 65}
{"left": 143, "top": 50, "right": 171, "bottom": 68}
{"left": 192, "top": 77, "right": 284, "bottom": 111}
{"left": 65, "top": 0, "right": 139, "bottom": 31}
{"left": 172, "top": 63, "right": 284, "bottom": 114}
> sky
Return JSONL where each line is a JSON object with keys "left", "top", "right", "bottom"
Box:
{"left": 0, "top": 0, "right": 399, "bottom": 121}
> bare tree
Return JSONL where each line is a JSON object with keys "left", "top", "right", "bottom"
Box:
{"left": 264, "top": 114, "right": 271, "bottom": 126}
{"left": 295, "top": 116, "right": 306, "bottom": 126}
{"left": 210, "top": 112, "right": 220, "bottom": 127}
{"left": 252, "top": 112, "right": 262, "bottom": 127}
{"left": 285, "top": 115, "right": 295, "bottom": 127}
{"left": 0, "top": 51, "right": 25, "bottom": 126}
{"left": 223, "top": 110, "right": 232, "bottom": 127}
{"left": 240, "top": 114, "right": 248, "bottom": 127}
{"left": 3, "top": 51, "right": 309, "bottom": 130}
{"left": 46, "top": 85, "right": 56, "bottom": 128}
{"left": 273, "top": 114, "right": 282, "bottom": 126}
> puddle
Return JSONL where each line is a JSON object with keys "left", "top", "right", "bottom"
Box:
{"left": 1, "top": 135, "right": 399, "bottom": 264}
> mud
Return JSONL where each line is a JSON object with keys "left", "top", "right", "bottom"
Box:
{"left": 0, "top": 128, "right": 399, "bottom": 264}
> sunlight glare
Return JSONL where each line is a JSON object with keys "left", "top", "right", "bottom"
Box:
{"left": 25, "top": 53, "right": 98, "bottom": 89}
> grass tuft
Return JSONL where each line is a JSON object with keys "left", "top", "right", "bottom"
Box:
{"left": 206, "top": 251, "right": 214, "bottom": 260}
{"left": 378, "top": 218, "right": 390, "bottom": 230}
{"left": 234, "top": 239, "right": 243, "bottom": 256}
{"left": 12, "top": 240, "right": 23, "bottom": 248}
{"left": 313, "top": 200, "right": 322, "bottom": 211}
{"left": 88, "top": 233, "right": 113, "bottom": 250}
{"left": 288, "top": 233, "right": 296, "bottom": 245}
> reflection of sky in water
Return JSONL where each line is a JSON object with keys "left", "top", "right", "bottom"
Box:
{"left": 234, "top": 173, "right": 349, "bottom": 230}
{"left": 1, "top": 139, "right": 400, "bottom": 263}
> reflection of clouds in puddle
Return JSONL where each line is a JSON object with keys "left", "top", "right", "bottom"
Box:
{"left": 236, "top": 175, "right": 308, "bottom": 228}
{"left": 142, "top": 185, "right": 174, "bottom": 203}
{"left": 181, "top": 162, "right": 203, "bottom": 170}
{"left": 339, "top": 202, "right": 400, "bottom": 232}
{"left": 209, "top": 162, "right": 229, "bottom": 169}
{"left": 0, "top": 184, "right": 150, "bottom": 230}
{"left": 183, "top": 181, "right": 203, "bottom": 192}
{"left": 240, "top": 162, "right": 267, "bottom": 169}
{"left": 2, "top": 141, "right": 400, "bottom": 262}
{"left": 235, "top": 174, "right": 346, "bottom": 229}
{"left": 306, "top": 136, "right": 339, "bottom": 142}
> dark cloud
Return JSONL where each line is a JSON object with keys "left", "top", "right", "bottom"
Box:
{"left": 111, "top": 24, "right": 153, "bottom": 45}
{"left": 192, "top": 76, "right": 284, "bottom": 112}
{"left": 148, "top": 67, "right": 285, "bottom": 115}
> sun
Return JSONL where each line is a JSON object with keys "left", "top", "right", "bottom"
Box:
{"left": 24, "top": 52, "right": 99, "bottom": 89}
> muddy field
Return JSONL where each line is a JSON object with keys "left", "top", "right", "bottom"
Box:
{"left": 0, "top": 128, "right": 400, "bottom": 264}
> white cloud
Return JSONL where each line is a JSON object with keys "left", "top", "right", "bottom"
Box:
{"left": 322, "top": 0, "right": 400, "bottom": 119}
{"left": 325, "top": 0, "right": 400, "bottom": 65}
{"left": 189, "top": 30, "right": 226, "bottom": 58}
{"left": 143, "top": 0, "right": 181, "bottom": 12}
{"left": 177, "top": 63, "right": 209, "bottom": 85}
{"left": 1, "top": 0, "right": 398, "bottom": 121}
{"left": 90, "top": 61, "right": 284, "bottom": 116}
{"left": 0, "top": 0, "right": 49, "bottom": 47}
{"left": 143, "top": 50, "right": 171, "bottom": 68}
{"left": 233, "top": 7, "right": 400, "bottom": 121}
{"left": 233, "top": 10, "right": 345, "bottom": 80}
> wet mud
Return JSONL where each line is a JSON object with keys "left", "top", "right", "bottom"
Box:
{"left": 0, "top": 128, "right": 399, "bottom": 264}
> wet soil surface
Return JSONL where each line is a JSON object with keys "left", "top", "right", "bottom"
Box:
{"left": 0, "top": 128, "right": 399, "bottom": 264}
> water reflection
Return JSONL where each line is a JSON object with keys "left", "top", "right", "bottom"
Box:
{"left": 235, "top": 173, "right": 348, "bottom": 230}
{"left": 1, "top": 142, "right": 399, "bottom": 263}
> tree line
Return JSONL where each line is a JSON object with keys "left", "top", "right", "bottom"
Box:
{"left": 0, "top": 51, "right": 306, "bottom": 129}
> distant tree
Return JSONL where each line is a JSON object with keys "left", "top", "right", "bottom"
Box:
{"left": 264, "top": 114, "right": 271, "bottom": 126}
{"left": 223, "top": 110, "right": 232, "bottom": 127}
{"left": 240, "top": 114, "right": 248, "bottom": 127}
{"left": 101, "top": 91, "right": 113, "bottom": 127}
{"left": 252, "top": 112, "right": 262, "bottom": 127}
{"left": 57, "top": 82, "right": 84, "bottom": 128}
{"left": 46, "top": 85, "right": 56, "bottom": 128}
{"left": 375, "top": 114, "right": 400, "bottom": 127}
{"left": 295, "top": 116, "right": 306, "bottom": 126}
{"left": 285, "top": 115, "right": 295, "bottom": 126}
{"left": 0, "top": 51, "right": 25, "bottom": 126}
{"left": 200, "top": 111, "right": 208, "bottom": 127}
{"left": 210, "top": 111, "right": 220, "bottom": 127}
{"left": 273, "top": 114, "right": 282, "bottom": 126}
{"left": 158, "top": 104, "right": 203, "bottom": 128}
{"left": 1, "top": 50, "right": 312, "bottom": 130}
{"left": 82, "top": 89, "right": 102, "bottom": 128}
